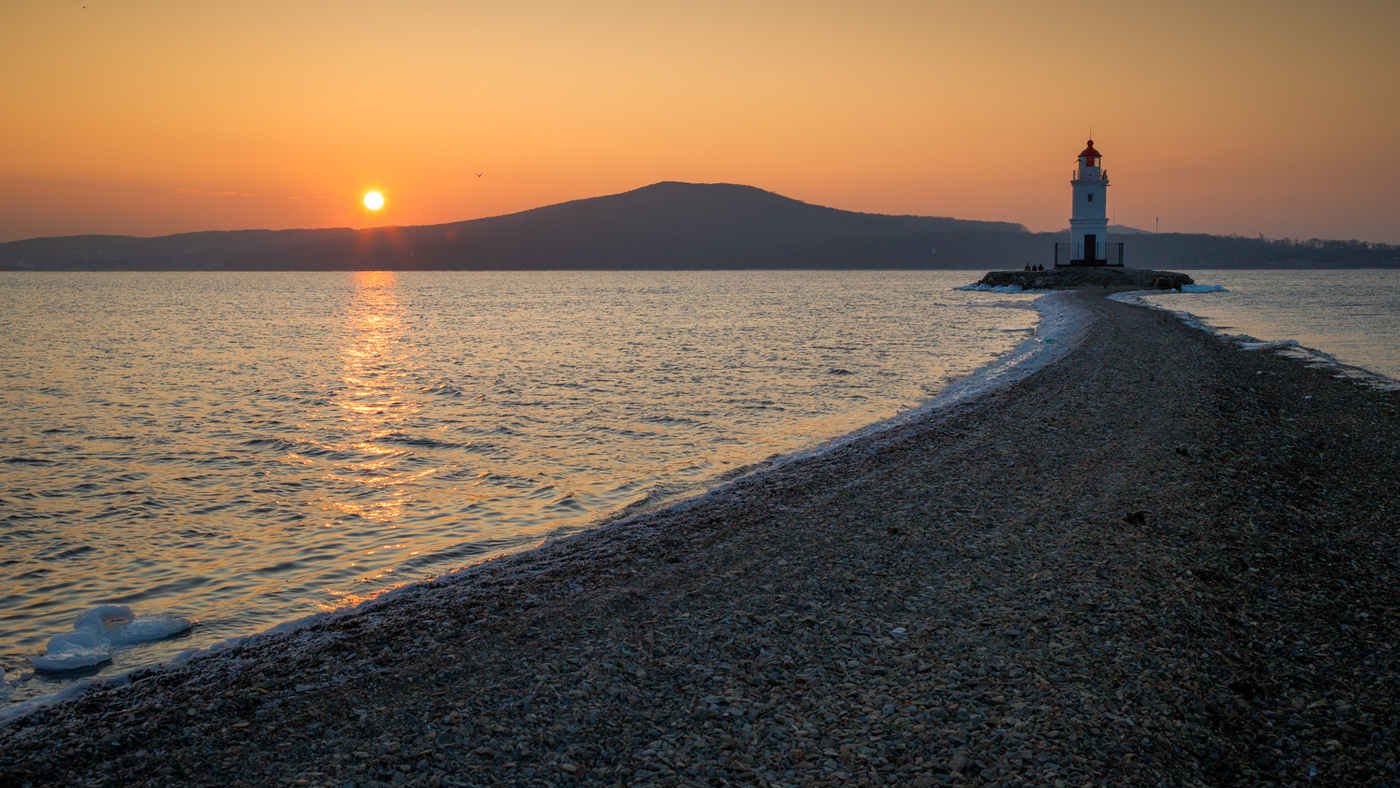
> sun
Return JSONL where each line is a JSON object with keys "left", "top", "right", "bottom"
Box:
{"left": 363, "top": 191, "right": 384, "bottom": 211}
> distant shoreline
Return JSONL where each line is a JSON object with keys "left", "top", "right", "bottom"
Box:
{"left": 5, "top": 262, "right": 1400, "bottom": 272}
{"left": 3, "top": 183, "right": 1396, "bottom": 272}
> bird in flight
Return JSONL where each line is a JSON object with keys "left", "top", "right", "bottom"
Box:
{"left": 475, "top": 172, "right": 484, "bottom": 178}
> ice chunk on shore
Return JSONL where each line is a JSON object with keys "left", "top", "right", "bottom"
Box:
{"left": 73, "top": 605, "right": 135, "bottom": 633}
{"left": 90, "top": 608, "right": 193, "bottom": 646}
{"left": 32, "top": 633, "right": 111, "bottom": 672}
{"left": 1239, "top": 339, "right": 1300, "bottom": 352}
{"left": 30, "top": 605, "right": 193, "bottom": 673}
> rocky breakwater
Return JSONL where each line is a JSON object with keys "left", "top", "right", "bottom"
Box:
{"left": 979, "top": 266, "right": 1194, "bottom": 291}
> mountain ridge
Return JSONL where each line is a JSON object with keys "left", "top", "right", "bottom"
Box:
{"left": 1, "top": 181, "right": 1395, "bottom": 270}
{"left": 0, "top": 182, "right": 1020, "bottom": 271}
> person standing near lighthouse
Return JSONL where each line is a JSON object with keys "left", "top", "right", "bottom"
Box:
{"left": 1069, "top": 139, "right": 1110, "bottom": 264}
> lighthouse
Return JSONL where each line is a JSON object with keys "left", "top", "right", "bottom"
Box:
{"left": 1056, "top": 139, "right": 1123, "bottom": 267}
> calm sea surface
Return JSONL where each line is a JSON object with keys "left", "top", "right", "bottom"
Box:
{"left": 0, "top": 270, "right": 1041, "bottom": 701}
{"left": 1142, "top": 269, "right": 1400, "bottom": 382}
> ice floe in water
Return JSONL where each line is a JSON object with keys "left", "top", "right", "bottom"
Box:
{"left": 31, "top": 605, "right": 193, "bottom": 673}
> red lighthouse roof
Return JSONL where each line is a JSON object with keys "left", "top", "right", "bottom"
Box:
{"left": 1079, "top": 139, "right": 1101, "bottom": 158}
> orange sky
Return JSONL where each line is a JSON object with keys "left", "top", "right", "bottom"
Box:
{"left": 3, "top": 0, "right": 1397, "bottom": 244}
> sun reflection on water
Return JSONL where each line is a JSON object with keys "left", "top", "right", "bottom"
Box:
{"left": 324, "top": 272, "right": 420, "bottom": 582}
{"left": 0, "top": 270, "right": 1057, "bottom": 701}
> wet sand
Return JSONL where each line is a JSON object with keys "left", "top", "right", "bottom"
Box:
{"left": 2, "top": 292, "right": 1398, "bottom": 787}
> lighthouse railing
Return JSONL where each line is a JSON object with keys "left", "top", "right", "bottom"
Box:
{"left": 1054, "top": 241, "right": 1125, "bottom": 267}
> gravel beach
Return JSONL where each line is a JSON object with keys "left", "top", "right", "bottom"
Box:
{"left": 2, "top": 292, "right": 1397, "bottom": 787}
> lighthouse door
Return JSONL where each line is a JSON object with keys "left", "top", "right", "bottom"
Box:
{"left": 1084, "top": 234, "right": 1098, "bottom": 263}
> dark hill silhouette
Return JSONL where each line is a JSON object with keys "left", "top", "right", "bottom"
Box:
{"left": 1, "top": 181, "right": 1395, "bottom": 270}
{"left": 227, "top": 182, "right": 1023, "bottom": 270}
{"left": 0, "top": 228, "right": 355, "bottom": 271}
{"left": 0, "top": 182, "right": 1019, "bottom": 271}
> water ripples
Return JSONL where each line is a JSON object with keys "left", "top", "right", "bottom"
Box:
{"left": 1139, "top": 270, "right": 1400, "bottom": 383}
{"left": 0, "top": 270, "right": 1039, "bottom": 701}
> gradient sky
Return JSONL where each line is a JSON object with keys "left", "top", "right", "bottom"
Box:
{"left": 3, "top": 0, "right": 1397, "bottom": 244}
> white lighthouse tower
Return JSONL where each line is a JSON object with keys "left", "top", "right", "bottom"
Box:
{"left": 1057, "top": 139, "right": 1121, "bottom": 266}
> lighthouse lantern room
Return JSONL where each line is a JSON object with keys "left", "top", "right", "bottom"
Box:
{"left": 1055, "top": 139, "right": 1124, "bottom": 267}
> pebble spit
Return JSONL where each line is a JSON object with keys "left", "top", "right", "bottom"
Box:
{"left": 2, "top": 293, "right": 1397, "bottom": 787}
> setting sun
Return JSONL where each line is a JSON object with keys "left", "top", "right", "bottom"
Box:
{"left": 363, "top": 191, "right": 384, "bottom": 211}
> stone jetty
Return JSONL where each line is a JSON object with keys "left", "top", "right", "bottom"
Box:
{"left": 977, "top": 267, "right": 1195, "bottom": 291}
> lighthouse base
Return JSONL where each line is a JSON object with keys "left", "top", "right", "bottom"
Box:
{"left": 1054, "top": 242, "right": 1125, "bottom": 268}
{"left": 976, "top": 266, "right": 1191, "bottom": 291}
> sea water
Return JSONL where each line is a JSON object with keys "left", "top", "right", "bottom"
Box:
{"left": 0, "top": 270, "right": 1044, "bottom": 703}
{"left": 1138, "top": 269, "right": 1400, "bottom": 383}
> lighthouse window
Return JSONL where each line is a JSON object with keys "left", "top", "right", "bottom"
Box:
{"left": 1087, "top": 193, "right": 1094, "bottom": 204}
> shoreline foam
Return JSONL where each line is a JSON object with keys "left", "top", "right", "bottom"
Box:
{"left": 1110, "top": 288, "right": 1400, "bottom": 391}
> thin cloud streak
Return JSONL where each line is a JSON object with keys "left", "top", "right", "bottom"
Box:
{"left": 173, "top": 188, "right": 257, "bottom": 198}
